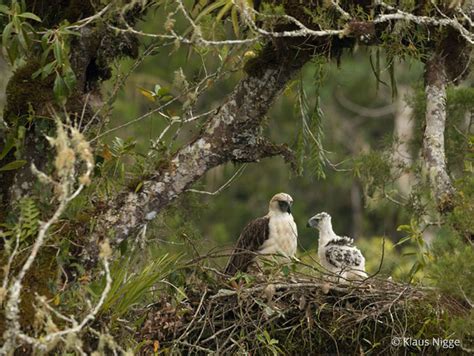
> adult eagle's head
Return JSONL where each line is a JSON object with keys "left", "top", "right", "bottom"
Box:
{"left": 269, "top": 192, "right": 293, "bottom": 214}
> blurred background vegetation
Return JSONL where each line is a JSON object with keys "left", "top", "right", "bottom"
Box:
{"left": 0, "top": 2, "right": 473, "bottom": 352}
{"left": 1, "top": 9, "right": 472, "bottom": 283}
{"left": 88, "top": 38, "right": 473, "bottom": 283}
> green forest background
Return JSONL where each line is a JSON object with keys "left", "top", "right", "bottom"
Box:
{"left": 0, "top": 17, "right": 472, "bottom": 282}
{"left": 0, "top": 1, "right": 473, "bottom": 352}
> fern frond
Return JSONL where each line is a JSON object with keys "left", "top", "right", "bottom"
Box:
{"left": 19, "top": 197, "right": 40, "bottom": 242}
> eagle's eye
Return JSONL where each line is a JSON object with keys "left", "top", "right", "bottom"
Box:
{"left": 278, "top": 200, "right": 291, "bottom": 213}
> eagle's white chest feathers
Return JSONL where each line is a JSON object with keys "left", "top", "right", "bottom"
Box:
{"left": 259, "top": 213, "right": 298, "bottom": 258}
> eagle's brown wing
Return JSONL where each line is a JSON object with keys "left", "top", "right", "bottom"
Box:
{"left": 225, "top": 216, "right": 270, "bottom": 275}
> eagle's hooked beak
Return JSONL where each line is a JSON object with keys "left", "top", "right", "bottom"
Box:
{"left": 278, "top": 201, "right": 292, "bottom": 214}
{"left": 307, "top": 217, "right": 319, "bottom": 228}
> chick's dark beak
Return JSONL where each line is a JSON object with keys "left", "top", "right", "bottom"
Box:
{"left": 307, "top": 217, "right": 319, "bottom": 228}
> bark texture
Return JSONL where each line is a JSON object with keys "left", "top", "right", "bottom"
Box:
{"left": 422, "top": 52, "right": 455, "bottom": 212}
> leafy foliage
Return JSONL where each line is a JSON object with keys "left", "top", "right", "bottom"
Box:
{"left": 354, "top": 150, "right": 393, "bottom": 198}
{"left": 295, "top": 58, "right": 327, "bottom": 179}
{"left": 0, "top": 0, "right": 41, "bottom": 68}
{"left": 0, "top": 1, "right": 77, "bottom": 104}
{"left": 0, "top": 197, "right": 39, "bottom": 244}
{"left": 428, "top": 232, "right": 474, "bottom": 302}
{"left": 192, "top": 0, "right": 254, "bottom": 38}
{"left": 90, "top": 249, "right": 180, "bottom": 322}
{"left": 32, "top": 22, "right": 78, "bottom": 104}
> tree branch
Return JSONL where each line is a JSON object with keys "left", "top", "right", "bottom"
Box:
{"left": 95, "top": 45, "right": 309, "bottom": 245}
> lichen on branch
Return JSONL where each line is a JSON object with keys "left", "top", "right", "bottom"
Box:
{"left": 422, "top": 51, "right": 456, "bottom": 213}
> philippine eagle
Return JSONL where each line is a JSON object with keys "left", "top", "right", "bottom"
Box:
{"left": 225, "top": 193, "right": 298, "bottom": 275}
{"left": 307, "top": 212, "right": 367, "bottom": 281}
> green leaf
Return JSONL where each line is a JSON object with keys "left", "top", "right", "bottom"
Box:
{"left": 231, "top": 6, "right": 240, "bottom": 38}
{"left": 40, "top": 45, "right": 52, "bottom": 62}
{"left": 59, "top": 28, "right": 79, "bottom": 36}
{"left": 195, "top": 0, "right": 227, "bottom": 24}
{"left": 0, "top": 160, "right": 27, "bottom": 172}
{"left": 159, "top": 95, "right": 173, "bottom": 102}
{"left": 18, "top": 12, "right": 41, "bottom": 22}
{"left": 408, "top": 261, "right": 421, "bottom": 281}
{"left": 216, "top": 1, "right": 233, "bottom": 22}
{"left": 263, "top": 330, "right": 271, "bottom": 342}
{"left": 13, "top": 1, "right": 20, "bottom": 14}
{"left": 134, "top": 181, "right": 143, "bottom": 193}
{"left": 53, "top": 73, "right": 68, "bottom": 104}
{"left": 31, "top": 67, "right": 42, "bottom": 79}
{"left": 32, "top": 60, "right": 56, "bottom": 80}
{"left": 17, "top": 26, "right": 28, "bottom": 50}
{"left": 53, "top": 40, "right": 63, "bottom": 66}
{"left": 0, "top": 5, "right": 11, "bottom": 15}
{"left": 41, "top": 31, "right": 50, "bottom": 49}
{"left": 157, "top": 87, "right": 170, "bottom": 97}
{"left": 21, "top": 22, "right": 35, "bottom": 32}
{"left": 12, "top": 16, "right": 21, "bottom": 32}
{"left": 394, "top": 236, "right": 411, "bottom": 246}
{"left": 2, "top": 22, "right": 13, "bottom": 47}
{"left": 0, "top": 228, "right": 13, "bottom": 238}
{"left": 396, "top": 224, "right": 410, "bottom": 232}
{"left": 41, "top": 60, "right": 57, "bottom": 79}
{"left": 63, "top": 67, "right": 76, "bottom": 90}
{"left": 0, "top": 137, "right": 15, "bottom": 160}
{"left": 20, "top": 26, "right": 31, "bottom": 48}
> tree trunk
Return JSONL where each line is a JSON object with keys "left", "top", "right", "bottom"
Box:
{"left": 422, "top": 51, "right": 455, "bottom": 212}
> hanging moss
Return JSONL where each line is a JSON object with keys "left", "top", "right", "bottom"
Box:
{"left": 25, "top": 0, "right": 97, "bottom": 27}
{"left": 3, "top": 59, "right": 55, "bottom": 123}
{"left": 440, "top": 28, "right": 471, "bottom": 83}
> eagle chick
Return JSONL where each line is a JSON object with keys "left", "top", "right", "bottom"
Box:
{"left": 307, "top": 212, "right": 367, "bottom": 281}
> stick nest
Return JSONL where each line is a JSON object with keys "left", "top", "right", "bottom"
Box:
{"left": 137, "top": 270, "right": 470, "bottom": 355}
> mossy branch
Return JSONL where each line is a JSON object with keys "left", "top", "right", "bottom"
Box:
{"left": 94, "top": 44, "right": 311, "bottom": 247}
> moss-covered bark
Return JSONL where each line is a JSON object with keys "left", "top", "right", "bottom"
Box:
{"left": 0, "top": 2, "right": 140, "bottom": 211}
{"left": 0, "top": 247, "right": 58, "bottom": 336}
